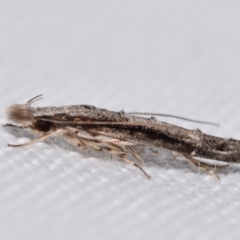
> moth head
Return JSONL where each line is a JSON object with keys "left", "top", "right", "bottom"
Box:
{"left": 5, "top": 104, "right": 34, "bottom": 126}
{"left": 5, "top": 94, "right": 42, "bottom": 127}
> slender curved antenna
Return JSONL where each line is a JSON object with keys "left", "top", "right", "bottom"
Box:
{"left": 127, "top": 112, "right": 219, "bottom": 126}
{"left": 27, "top": 94, "right": 43, "bottom": 105}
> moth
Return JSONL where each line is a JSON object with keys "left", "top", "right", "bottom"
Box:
{"left": 4, "top": 95, "right": 239, "bottom": 179}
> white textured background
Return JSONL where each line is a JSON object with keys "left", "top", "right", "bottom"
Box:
{"left": 1, "top": 1, "right": 240, "bottom": 240}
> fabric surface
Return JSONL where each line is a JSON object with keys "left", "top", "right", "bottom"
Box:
{"left": 1, "top": 1, "right": 240, "bottom": 240}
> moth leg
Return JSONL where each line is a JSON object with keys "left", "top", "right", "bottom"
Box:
{"left": 116, "top": 154, "right": 151, "bottom": 178}
{"left": 182, "top": 154, "right": 225, "bottom": 179}
{"left": 8, "top": 129, "right": 64, "bottom": 148}
{"left": 171, "top": 151, "right": 180, "bottom": 163}
{"left": 64, "top": 128, "right": 150, "bottom": 177}
{"left": 183, "top": 153, "right": 228, "bottom": 170}
{"left": 103, "top": 139, "right": 122, "bottom": 144}
{"left": 3, "top": 123, "right": 28, "bottom": 129}
{"left": 97, "top": 138, "right": 137, "bottom": 147}
{"left": 126, "top": 146, "right": 145, "bottom": 164}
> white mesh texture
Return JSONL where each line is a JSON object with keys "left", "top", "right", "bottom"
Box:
{"left": 1, "top": 1, "right": 240, "bottom": 240}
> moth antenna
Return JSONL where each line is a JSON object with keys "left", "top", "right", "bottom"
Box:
{"left": 127, "top": 112, "right": 219, "bottom": 127}
{"left": 27, "top": 94, "right": 43, "bottom": 105}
